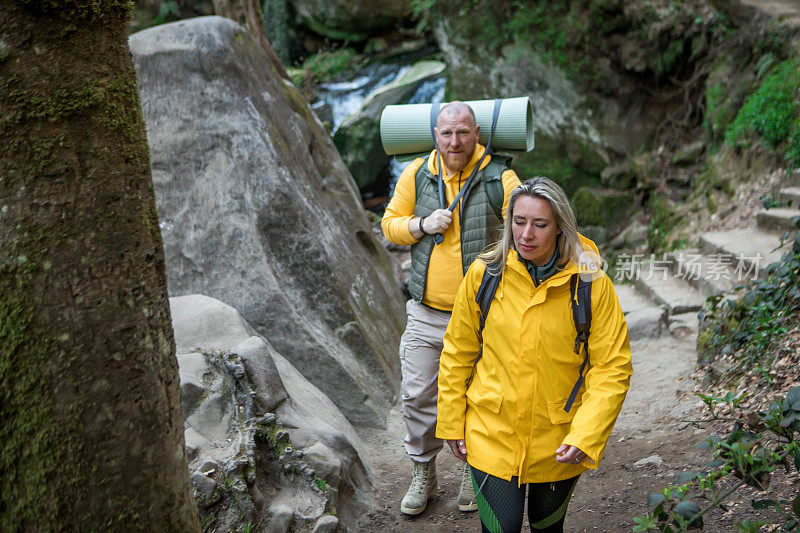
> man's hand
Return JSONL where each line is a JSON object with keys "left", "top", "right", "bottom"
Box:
{"left": 555, "top": 444, "right": 587, "bottom": 465}
{"left": 409, "top": 209, "right": 453, "bottom": 239}
{"left": 447, "top": 439, "right": 467, "bottom": 462}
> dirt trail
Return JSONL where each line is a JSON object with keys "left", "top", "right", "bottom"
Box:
{"left": 355, "top": 330, "right": 714, "bottom": 532}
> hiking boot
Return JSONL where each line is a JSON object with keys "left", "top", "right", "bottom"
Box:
{"left": 400, "top": 458, "right": 438, "bottom": 515}
{"left": 457, "top": 463, "right": 478, "bottom": 512}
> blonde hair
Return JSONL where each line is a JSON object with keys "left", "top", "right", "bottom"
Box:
{"left": 480, "top": 176, "right": 583, "bottom": 274}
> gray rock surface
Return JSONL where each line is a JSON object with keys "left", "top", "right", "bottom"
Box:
{"left": 634, "top": 454, "right": 663, "bottom": 467}
{"left": 266, "top": 504, "right": 295, "bottom": 533}
{"left": 312, "top": 515, "right": 340, "bottom": 533}
{"left": 172, "top": 294, "right": 373, "bottom": 532}
{"left": 130, "top": 16, "right": 405, "bottom": 428}
{"left": 292, "top": 0, "right": 412, "bottom": 41}
{"left": 625, "top": 307, "right": 667, "bottom": 339}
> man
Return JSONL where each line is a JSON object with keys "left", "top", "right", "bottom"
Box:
{"left": 381, "top": 101, "right": 521, "bottom": 515}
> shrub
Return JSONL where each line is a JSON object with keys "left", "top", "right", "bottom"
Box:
{"left": 725, "top": 59, "right": 800, "bottom": 168}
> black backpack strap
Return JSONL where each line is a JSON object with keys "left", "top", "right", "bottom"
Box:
{"left": 564, "top": 274, "right": 592, "bottom": 412}
{"left": 473, "top": 266, "right": 501, "bottom": 367}
{"left": 484, "top": 169, "right": 505, "bottom": 221}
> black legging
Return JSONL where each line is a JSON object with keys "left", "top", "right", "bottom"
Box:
{"left": 470, "top": 466, "right": 580, "bottom": 533}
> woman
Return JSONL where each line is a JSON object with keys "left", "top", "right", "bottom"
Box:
{"left": 436, "top": 177, "right": 632, "bottom": 533}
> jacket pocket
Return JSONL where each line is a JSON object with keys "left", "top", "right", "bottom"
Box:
{"left": 547, "top": 399, "right": 582, "bottom": 425}
{"left": 466, "top": 379, "right": 503, "bottom": 414}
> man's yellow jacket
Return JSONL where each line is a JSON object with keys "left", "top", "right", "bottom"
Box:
{"left": 436, "top": 245, "right": 632, "bottom": 483}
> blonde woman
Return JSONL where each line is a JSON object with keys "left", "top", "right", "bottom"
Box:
{"left": 436, "top": 177, "right": 632, "bottom": 532}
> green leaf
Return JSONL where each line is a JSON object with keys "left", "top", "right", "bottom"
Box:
{"left": 674, "top": 500, "right": 701, "bottom": 522}
{"left": 793, "top": 491, "right": 800, "bottom": 519}
{"left": 751, "top": 498, "right": 779, "bottom": 510}
{"left": 734, "top": 518, "right": 767, "bottom": 532}
{"left": 647, "top": 493, "right": 666, "bottom": 507}
{"left": 780, "top": 412, "right": 800, "bottom": 428}
{"left": 676, "top": 471, "right": 702, "bottom": 484}
{"left": 787, "top": 386, "right": 800, "bottom": 407}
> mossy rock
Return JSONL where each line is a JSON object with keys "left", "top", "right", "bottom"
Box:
{"left": 600, "top": 162, "right": 636, "bottom": 189}
{"left": 630, "top": 151, "right": 660, "bottom": 190}
{"left": 697, "top": 144, "right": 777, "bottom": 196}
{"left": 646, "top": 196, "right": 684, "bottom": 253}
{"left": 672, "top": 140, "right": 705, "bottom": 166}
{"left": 571, "top": 187, "right": 635, "bottom": 230}
{"left": 333, "top": 115, "right": 385, "bottom": 189}
{"left": 564, "top": 133, "right": 609, "bottom": 175}
{"left": 579, "top": 225, "right": 607, "bottom": 245}
{"left": 511, "top": 135, "right": 600, "bottom": 197}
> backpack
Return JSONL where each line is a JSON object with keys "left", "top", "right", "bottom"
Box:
{"left": 474, "top": 268, "right": 592, "bottom": 413}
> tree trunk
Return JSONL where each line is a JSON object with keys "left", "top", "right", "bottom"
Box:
{"left": 0, "top": 2, "right": 200, "bottom": 530}
{"left": 213, "top": 0, "right": 289, "bottom": 78}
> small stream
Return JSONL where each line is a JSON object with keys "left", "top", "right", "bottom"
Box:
{"left": 312, "top": 60, "right": 446, "bottom": 200}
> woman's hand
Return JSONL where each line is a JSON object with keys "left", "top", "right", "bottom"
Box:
{"left": 447, "top": 439, "right": 467, "bottom": 462}
{"left": 555, "top": 444, "right": 587, "bottom": 465}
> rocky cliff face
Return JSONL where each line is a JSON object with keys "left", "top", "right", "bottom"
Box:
{"left": 292, "top": 0, "right": 412, "bottom": 41}
{"left": 129, "top": 16, "right": 406, "bottom": 428}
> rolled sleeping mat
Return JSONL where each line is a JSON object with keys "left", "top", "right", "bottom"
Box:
{"left": 380, "top": 96, "right": 535, "bottom": 156}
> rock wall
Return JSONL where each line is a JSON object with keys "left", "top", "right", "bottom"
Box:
{"left": 172, "top": 294, "right": 371, "bottom": 532}
{"left": 129, "top": 16, "right": 406, "bottom": 428}
{"left": 292, "top": 0, "right": 412, "bottom": 41}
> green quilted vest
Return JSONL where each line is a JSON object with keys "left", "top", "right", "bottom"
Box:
{"left": 407, "top": 156, "right": 507, "bottom": 303}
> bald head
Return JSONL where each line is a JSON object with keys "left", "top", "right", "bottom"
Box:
{"left": 437, "top": 101, "right": 477, "bottom": 128}
{"left": 434, "top": 101, "right": 480, "bottom": 174}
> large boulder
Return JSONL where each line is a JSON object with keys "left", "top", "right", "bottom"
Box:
{"left": 292, "top": 0, "right": 412, "bottom": 42}
{"left": 129, "top": 16, "right": 406, "bottom": 428}
{"left": 171, "top": 295, "right": 371, "bottom": 532}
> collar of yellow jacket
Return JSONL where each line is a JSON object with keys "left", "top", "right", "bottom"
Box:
{"left": 426, "top": 143, "right": 490, "bottom": 181}
{"left": 506, "top": 233, "right": 602, "bottom": 286}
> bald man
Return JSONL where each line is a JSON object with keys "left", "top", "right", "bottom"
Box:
{"left": 382, "top": 102, "right": 521, "bottom": 515}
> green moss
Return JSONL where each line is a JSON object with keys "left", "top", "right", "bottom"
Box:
{"left": 704, "top": 82, "right": 733, "bottom": 139}
{"left": 511, "top": 136, "right": 599, "bottom": 197}
{"left": 333, "top": 115, "right": 384, "bottom": 188}
{"left": 571, "top": 187, "right": 634, "bottom": 229}
{"left": 298, "top": 14, "right": 367, "bottom": 42}
{"left": 649, "top": 39, "right": 684, "bottom": 76}
{"left": 300, "top": 47, "right": 362, "bottom": 84}
{"left": 695, "top": 328, "right": 716, "bottom": 363}
{"left": 725, "top": 59, "right": 800, "bottom": 167}
{"left": 0, "top": 262, "right": 68, "bottom": 530}
{"left": 646, "top": 196, "right": 684, "bottom": 253}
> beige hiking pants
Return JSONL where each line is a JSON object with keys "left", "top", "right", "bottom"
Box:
{"left": 399, "top": 299, "right": 452, "bottom": 463}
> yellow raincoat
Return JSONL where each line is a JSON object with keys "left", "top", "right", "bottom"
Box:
{"left": 436, "top": 243, "right": 632, "bottom": 483}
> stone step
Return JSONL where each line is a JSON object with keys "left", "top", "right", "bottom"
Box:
{"left": 698, "top": 228, "right": 786, "bottom": 274}
{"left": 632, "top": 259, "right": 706, "bottom": 315}
{"left": 778, "top": 186, "right": 800, "bottom": 208}
{"left": 787, "top": 169, "right": 800, "bottom": 187}
{"left": 613, "top": 283, "right": 655, "bottom": 315}
{"left": 665, "top": 249, "right": 747, "bottom": 298}
{"left": 756, "top": 207, "right": 799, "bottom": 231}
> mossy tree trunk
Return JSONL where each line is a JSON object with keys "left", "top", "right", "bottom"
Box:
{"left": 0, "top": 2, "right": 200, "bottom": 530}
